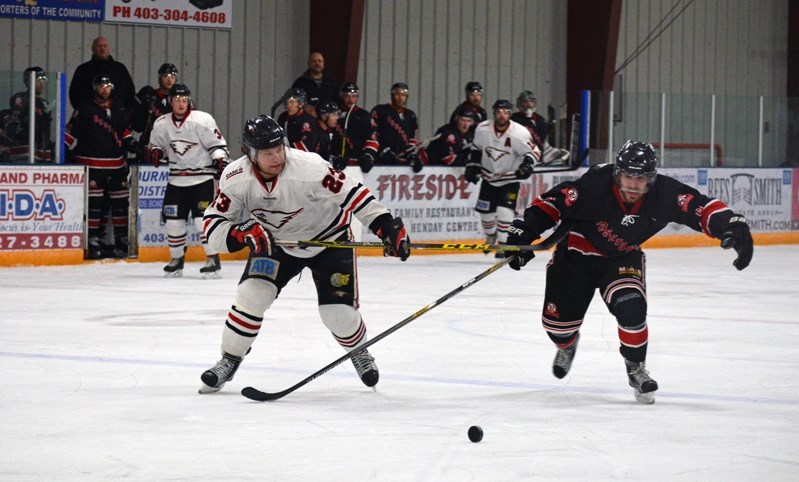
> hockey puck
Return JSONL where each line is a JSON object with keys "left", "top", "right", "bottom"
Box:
{"left": 468, "top": 425, "right": 483, "bottom": 443}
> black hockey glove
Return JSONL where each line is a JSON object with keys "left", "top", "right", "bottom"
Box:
{"left": 145, "top": 146, "right": 165, "bottom": 167}
{"left": 506, "top": 220, "right": 540, "bottom": 271}
{"left": 408, "top": 152, "right": 423, "bottom": 173}
{"left": 720, "top": 215, "right": 753, "bottom": 270}
{"left": 359, "top": 151, "right": 375, "bottom": 173}
{"left": 379, "top": 147, "right": 398, "bottom": 165}
{"left": 514, "top": 155, "right": 536, "bottom": 180}
{"left": 227, "top": 219, "right": 274, "bottom": 255}
{"left": 371, "top": 215, "right": 411, "bottom": 261}
{"left": 464, "top": 162, "right": 482, "bottom": 184}
{"left": 213, "top": 157, "right": 229, "bottom": 180}
{"left": 331, "top": 155, "right": 347, "bottom": 171}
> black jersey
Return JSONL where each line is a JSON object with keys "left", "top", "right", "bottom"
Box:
{"left": 335, "top": 105, "right": 378, "bottom": 165}
{"left": 370, "top": 103, "right": 418, "bottom": 164}
{"left": 522, "top": 164, "right": 739, "bottom": 258}
{"left": 449, "top": 101, "right": 487, "bottom": 126}
{"left": 419, "top": 123, "right": 472, "bottom": 166}
{"left": 131, "top": 86, "right": 171, "bottom": 147}
{"left": 277, "top": 111, "right": 319, "bottom": 152}
{"left": 65, "top": 98, "right": 132, "bottom": 169}
{"left": 8, "top": 91, "right": 51, "bottom": 149}
{"left": 511, "top": 112, "right": 548, "bottom": 151}
{"left": 314, "top": 125, "right": 345, "bottom": 163}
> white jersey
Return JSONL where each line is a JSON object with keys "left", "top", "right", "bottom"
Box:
{"left": 149, "top": 109, "right": 229, "bottom": 187}
{"left": 204, "top": 148, "right": 390, "bottom": 259}
{"left": 471, "top": 120, "right": 540, "bottom": 186}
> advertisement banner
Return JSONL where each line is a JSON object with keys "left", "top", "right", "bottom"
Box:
{"left": 105, "top": 0, "right": 231, "bottom": 29}
{"left": 793, "top": 169, "right": 799, "bottom": 230}
{"left": 0, "top": 166, "right": 85, "bottom": 251}
{"left": 0, "top": 0, "right": 103, "bottom": 22}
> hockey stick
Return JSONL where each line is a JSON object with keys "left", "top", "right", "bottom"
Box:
{"left": 276, "top": 239, "right": 545, "bottom": 252}
{"left": 240, "top": 223, "right": 570, "bottom": 402}
{"left": 340, "top": 103, "right": 355, "bottom": 158}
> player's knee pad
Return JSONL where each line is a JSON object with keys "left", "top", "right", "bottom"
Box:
{"left": 319, "top": 304, "right": 361, "bottom": 337}
{"left": 610, "top": 288, "right": 647, "bottom": 329}
{"left": 235, "top": 278, "right": 277, "bottom": 316}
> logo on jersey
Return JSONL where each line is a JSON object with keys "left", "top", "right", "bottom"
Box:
{"left": 163, "top": 204, "right": 178, "bottom": 217}
{"left": 248, "top": 257, "right": 279, "bottom": 280}
{"left": 544, "top": 302, "right": 559, "bottom": 318}
{"left": 561, "top": 186, "right": 578, "bottom": 206}
{"left": 170, "top": 140, "right": 199, "bottom": 156}
{"left": 330, "top": 273, "right": 351, "bottom": 287}
{"left": 621, "top": 214, "right": 639, "bottom": 226}
{"left": 676, "top": 193, "right": 694, "bottom": 213}
{"left": 485, "top": 146, "right": 510, "bottom": 162}
{"left": 618, "top": 266, "right": 642, "bottom": 277}
{"left": 251, "top": 208, "right": 304, "bottom": 229}
{"left": 226, "top": 167, "right": 243, "bottom": 179}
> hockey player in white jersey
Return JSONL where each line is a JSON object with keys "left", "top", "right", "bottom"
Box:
{"left": 198, "top": 115, "right": 411, "bottom": 394}
{"left": 145, "top": 84, "right": 229, "bottom": 278}
{"left": 465, "top": 99, "right": 541, "bottom": 254}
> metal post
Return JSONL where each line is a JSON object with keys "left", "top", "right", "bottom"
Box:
{"left": 660, "top": 92, "right": 666, "bottom": 167}
{"left": 28, "top": 70, "right": 36, "bottom": 164}
{"left": 758, "top": 96, "right": 764, "bottom": 167}
{"left": 56, "top": 72, "right": 65, "bottom": 165}
{"left": 710, "top": 95, "right": 716, "bottom": 167}
{"left": 608, "top": 90, "right": 614, "bottom": 164}
{"left": 579, "top": 90, "right": 590, "bottom": 166}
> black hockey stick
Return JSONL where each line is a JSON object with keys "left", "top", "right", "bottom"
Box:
{"left": 241, "top": 223, "right": 570, "bottom": 402}
{"left": 276, "top": 239, "right": 546, "bottom": 252}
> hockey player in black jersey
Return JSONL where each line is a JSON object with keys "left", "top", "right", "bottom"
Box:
{"left": 448, "top": 81, "right": 487, "bottom": 132}
{"left": 506, "top": 140, "right": 754, "bottom": 403}
{"left": 313, "top": 100, "right": 345, "bottom": 168}
{"left": 511, "top": 90, "right": 570, "bottom": 166}
{"left": 131, "top": 63, "right": 180, "bottom": 160}
{"left": 276, "top": 88, "right": 319, "bottom": 152}
{"left": 370, "top": 82, "right": 423, "bottom": 172}
{"left": 419, "top": 106, "right": 475, "bottom": 166}
{"left": 336, "top": 82, "right": 378, "bottom": 172}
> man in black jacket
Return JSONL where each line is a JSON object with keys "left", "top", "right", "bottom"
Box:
{"left": 291, "top": 52, "right": 339, "bottom": 104}
{"left": 69, "top": 37, "right": 136, "bottom": 111}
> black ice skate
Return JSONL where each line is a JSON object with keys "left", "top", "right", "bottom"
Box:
{"left": 199, "top": 352, "right": 243, "bottom": 394}
{"left": 625, "top": 359, "right": 658, "bottom": 404}
{"left": 351, "top": 349, "right": 379, "bottom": 388}
{"left": 112, "top": 236, "right": 129, "bottom": 259}
{"left": 552, "top": 333, "right": 579, "bottom": 379}
{"left": 163, "top": 256, "right": 184, "bottom": 278}
{"left": 86, "top": 237, "right": 103, "bottom": 260}
{"left": 199, "top": 255, "right": 221, "bottom": 279}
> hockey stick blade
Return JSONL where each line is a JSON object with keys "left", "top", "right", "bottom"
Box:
{"left": 276, "top": 240, "right": 555, "bottom": 252}
{"left": 240, "top": 223, "right": 570, "bottom": 402}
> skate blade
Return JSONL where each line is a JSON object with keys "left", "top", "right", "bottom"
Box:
{"left": 198, "top": 382, "right": 223, "bottom": 394}
{"left": 201, "top": 271, "right": 221, "bottom": 280}
{"left": 164, "top": 270, "right": 183, "bottom": 278}
{"left": 633, "top": 389, "right": 656, "bottom": 404}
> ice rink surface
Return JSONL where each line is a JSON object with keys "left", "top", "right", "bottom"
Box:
{"left": 1, "top": 245, "right": 798, "bottom": 481}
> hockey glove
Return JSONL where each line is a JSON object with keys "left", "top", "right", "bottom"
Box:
{"left": 330, "top": 155, "right": 347, "bottom": 171}
{"left": 514, "top": 155, "right": 536, "bottom": 180}
{"left": 379, "top": 147, "right": 398, "bottom": 165}
{"left": 227, "top": 219, "right": 274, "bottom": 255}
{"left": 506, "top": 220, "right": 540, "bottom": 271}
{"left": 359, "top": 151, "right": 375, "bottom": 173}
{"left": 408, "top": 152, "right": 423, "bottom": 173}
{"left": 145, "top": 146, "right": 165, "bottom": 167}
{"left": 720, "top": 215, "right": 753, "bottom": 270}
{"left": 464, "top": 162, "right": 482, "bottom": 184}
{"left": 372, "top": 215, "right": 411, "bottom": 261}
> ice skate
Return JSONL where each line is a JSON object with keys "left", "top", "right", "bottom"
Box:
{"left": 625, "top": 359, "right": 658, "bottom": 404}
{"left": 552, "top": 333, "right": 579, "bottom": 379}
{"left": 85, "top": 237, "right": 103, "bottom": 260}
{"left": 199, "top": 352, "right": 243, "bottom": 393}
{"left": 351, "top": 349, "right": 379, "bottom": 388}
{"left": 112, "top": 237, "right": 129, "bottom": 259}
{"left": 163, "top": 256, "right": 184, "bottom": 277}
{"left": 200, "top": 255, "right": 221, "bottom": 279}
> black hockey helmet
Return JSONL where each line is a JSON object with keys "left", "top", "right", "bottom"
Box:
{"left": 92, "top": 74, "right": 114, "bottom": 90}
{"left": 391, "top": 82, "right": 409, "bottom": 95}
{"left": 23, "top": 66, "right": 46, "bottom": 88}
{"left": 158, "top": 63, "right": 179, "bottom": 77}
{"left": 492, "top": 99, "right": 513, "bottom": 112}
{"left": 168, "top": 83, "right": 191, "bottom": 102}
{"left": 465, "top": 81, "right": 484, "bottom": 94}
{"left": 340, "top": 81, "right": 359, "bottom": 97}
{"left": 453, "top": 105, "right": 477, "bottom": 122}
{"left": 316, "top": 100, "right": 340, "bottom": 117}
{"left": 614, "top": 140, "right": 658, "bottom": 185}
{"left": 242, "top": 115, "right": 285, "bottom": 156}
{"left": 516, "top": 90, "right": 536, "bottom": 109}
{"left": 284, "top": 87, "right": 307, "bottom": 105}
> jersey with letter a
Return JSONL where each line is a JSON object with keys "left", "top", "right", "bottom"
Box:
{"left": 149, "top": 110, "right": 228, "bottom": 187}
{"left": 203, "top": 148, "right": 390, "bottom": 259}
{"left": 471, "top": 120, "right": 539, "bottom": 186}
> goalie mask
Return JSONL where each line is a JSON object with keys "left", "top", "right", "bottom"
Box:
{"left": 516, "top": 90, "right": 537, "bottom": 116}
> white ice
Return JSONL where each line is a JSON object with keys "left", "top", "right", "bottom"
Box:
{"left": 1, "top": 245, "right": 798, "bottom": 481}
